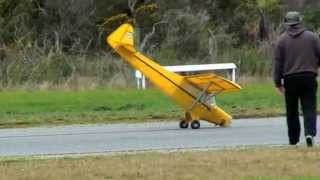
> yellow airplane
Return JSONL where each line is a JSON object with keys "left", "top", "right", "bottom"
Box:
{"left": 107, "top": 23, "right": 241, "bottom": 129}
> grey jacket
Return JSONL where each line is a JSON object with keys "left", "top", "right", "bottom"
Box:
{"left": 273, "top": 24, "right": 320, "bottom": 87}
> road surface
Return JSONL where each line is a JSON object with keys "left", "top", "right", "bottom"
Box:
{"left": 0, "top": 117, "right": 318, "bottom": 156}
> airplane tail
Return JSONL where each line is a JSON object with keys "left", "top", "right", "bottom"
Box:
{"left": 107, "top": 23, "right": 136, "bottom": 52}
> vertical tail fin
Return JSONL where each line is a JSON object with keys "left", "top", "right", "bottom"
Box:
{"left": 107, "top": 23, "right": 136, "bottom": 52}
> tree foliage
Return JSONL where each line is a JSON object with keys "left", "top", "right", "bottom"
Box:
{"left": 1, "top": 0, "right": 320, "bottom": 87}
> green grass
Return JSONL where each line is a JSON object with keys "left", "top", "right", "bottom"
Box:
{"left": 0, "top": 88, "right": 180, "bottom": 128}
{"left": 0, "top": 89, "right": 177, "bottom": 114}
{"left": 218, "top": 83, "right": 285, "bottom": 118}
{"left": 0, "top": 82, "right": 303, "bottom": 128}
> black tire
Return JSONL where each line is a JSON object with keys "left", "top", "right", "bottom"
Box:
{"left": 191, "top": 120, "right": 200, "bottom": 129}
{"left": 179, "top": 120, "right": 189, "bottom": 129}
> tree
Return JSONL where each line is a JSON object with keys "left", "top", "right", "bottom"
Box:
{"left": 0, "top": 0, "right": 41, "bottom": 45}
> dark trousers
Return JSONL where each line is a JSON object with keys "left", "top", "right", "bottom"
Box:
{"left": 284, "top": 73, "right": 317, "bottom": 145}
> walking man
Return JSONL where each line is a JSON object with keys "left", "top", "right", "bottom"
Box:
{"left": 273, "top": 11, "right": 320, "bottom": 147}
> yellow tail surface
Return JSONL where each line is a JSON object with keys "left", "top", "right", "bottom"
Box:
{"left": 107, "top": 24, "right": 135, "bottom": 52}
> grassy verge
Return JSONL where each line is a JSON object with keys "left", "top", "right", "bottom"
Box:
{"left": 0, "top": 82, "right": 296, "bottom": 128}
{"left": 0, "top": 147, "right": 319, "bottom": 180}
{"left": 0, "top": 88, "right": 180, "bottom": 128}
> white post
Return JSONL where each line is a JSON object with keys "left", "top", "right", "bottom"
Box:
{"left": 232, "top": 68, "right": 236, "bottom": 82}
{"left": 135, "top": 71, "right": 142, "bottom": 89}
{"left": 142, "top": 75, "right": 146, "bottom": 89}
{"left": 137, "top": 79, "right": 141, "bottom": 89}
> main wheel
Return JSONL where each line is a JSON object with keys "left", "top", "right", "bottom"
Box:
{"left": 179, "top": 120, "right": 189, "bottom": 129}
{"left": 191, "top": 120, "right": 200, "bottom": 129}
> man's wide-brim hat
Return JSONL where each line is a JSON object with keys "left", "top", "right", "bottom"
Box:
{"left": 285, "top": 11, "right": 303, "bottom": 26}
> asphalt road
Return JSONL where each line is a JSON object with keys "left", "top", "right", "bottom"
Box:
{"left": 0, "top": 117, "right": 319, "bottom": 156}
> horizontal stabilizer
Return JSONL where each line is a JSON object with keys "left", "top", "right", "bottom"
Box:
{"left": 107, "top": 24, "right": 136, "bottom": 52}
{"left": 184, "top": 73, "right": 241, "bottom": 94}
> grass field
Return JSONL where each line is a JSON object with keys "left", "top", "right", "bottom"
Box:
{"left": 0, "top": 147, "right": 319, "bottom": 180}
{"left": 0, "top": 82, "right": 289, "bottom": 128}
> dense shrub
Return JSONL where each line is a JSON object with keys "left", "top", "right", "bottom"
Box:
{"left": 303, "top": 8, "right": 320, "bottom": 32}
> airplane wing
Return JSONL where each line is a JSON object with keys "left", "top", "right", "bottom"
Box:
{"left": 184, "top": 73, "right": 241, "bottom": 94}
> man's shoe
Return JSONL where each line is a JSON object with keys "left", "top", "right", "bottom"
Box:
{"left": 306, "top": 135, "right": 314, "bottom": 147}
{"left": 289, "top": 139, "right": 299, "bottom": 146}
{"left": 289, "top": 142, "right": 298, "bottom": 146}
